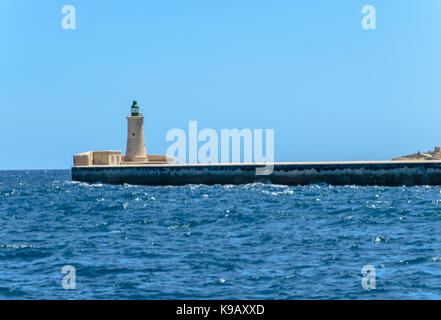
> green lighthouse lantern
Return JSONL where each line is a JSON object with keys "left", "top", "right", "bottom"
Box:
{"left": 131, "top": 100, "right": 140, "bottom": 116}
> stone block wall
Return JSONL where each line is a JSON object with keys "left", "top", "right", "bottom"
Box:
{"left": 93, "top": 151, "right": 122, "bottom": 165}
{"left": 73, "top": 152, "right": 93, "bottom": 166}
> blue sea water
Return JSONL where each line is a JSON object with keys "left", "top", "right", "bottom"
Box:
{"left": 1, "top": 170, "right": 441, "bottom": 299}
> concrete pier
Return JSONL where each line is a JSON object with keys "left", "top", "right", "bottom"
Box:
{"left": 72, "top": 101, "right": 441, "bottom": 187}
{"left": 71, "top": 161, "right": 441, "bottom": 186}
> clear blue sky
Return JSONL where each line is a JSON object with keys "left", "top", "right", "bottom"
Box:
{"left": 1, "top": 0, "right": 441, "bottom": 169}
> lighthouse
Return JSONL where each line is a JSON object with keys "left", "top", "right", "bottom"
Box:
{"left": 73, "top": 100, "right": 174, "bottom": 167}
{"left": 124, "top": 100, "right": 148, "bottom": 162}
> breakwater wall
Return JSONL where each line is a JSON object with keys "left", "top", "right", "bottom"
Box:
{"left": 71, "top": 161, "right": 441, "bottom": 186}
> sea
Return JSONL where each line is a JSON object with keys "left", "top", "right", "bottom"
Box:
{"left": 1, "top": 169, "right": 441, "bottom": 299}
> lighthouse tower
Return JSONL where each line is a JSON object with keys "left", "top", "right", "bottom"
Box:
{"left": 125, "top": 100, "right": 148, "bottom": 162}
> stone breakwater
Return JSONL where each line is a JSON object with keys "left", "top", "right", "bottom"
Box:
{"left": 72, "top": 161, "right": 441, "bottom": 186}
